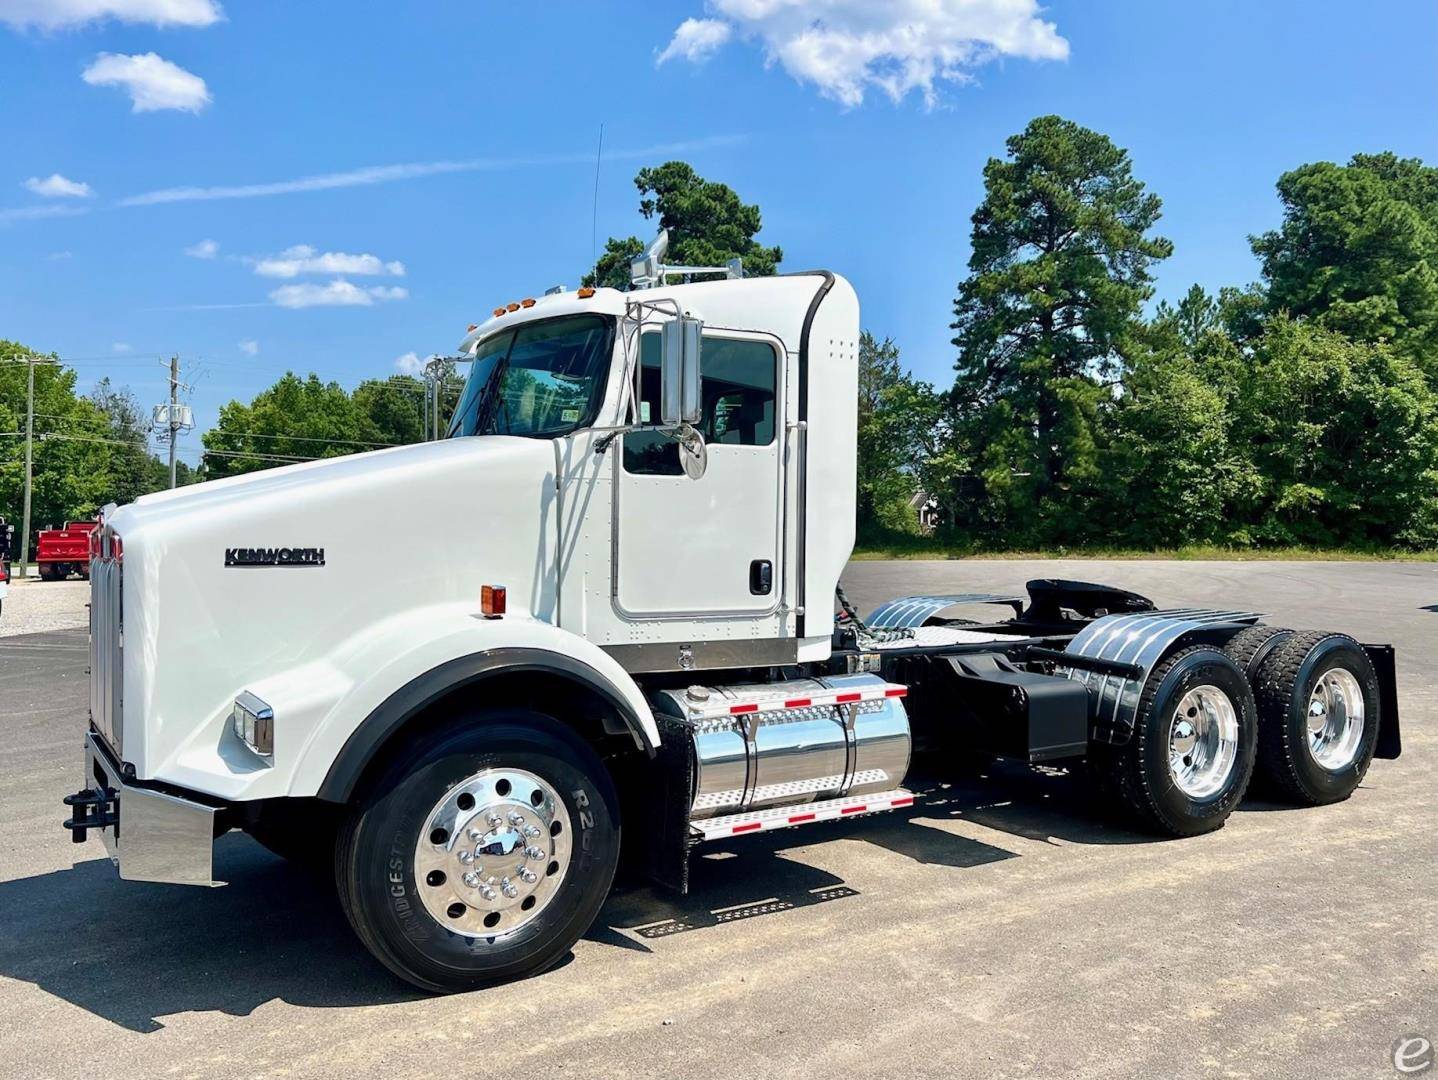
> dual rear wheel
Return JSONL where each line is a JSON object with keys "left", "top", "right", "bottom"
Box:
{"left": 1090, "top": 630, "right": 1381, "bottom": 837}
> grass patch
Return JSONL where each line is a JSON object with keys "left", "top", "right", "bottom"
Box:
{"left": 851, "top": 539, "right": 1438, "bottom": 562}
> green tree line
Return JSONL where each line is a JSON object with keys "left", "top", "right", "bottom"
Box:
{"left": 9, "top": 119, "right": 1435, "bottom": 555}
{"left": 0, "top": 343, "right": 196, "bottom": 552}
{"left": 862, "top": 118, "right": 1438, "bottom": 551}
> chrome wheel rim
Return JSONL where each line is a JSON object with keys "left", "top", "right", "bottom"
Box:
{"left": 413, "top": 768, "right": 572, "bottom": 940}
{"left": 1306, "top": 667, "right": 1365, "bottom": 772}
{"left": 1168, "top": 685, "right": 1239, "bottom": 800}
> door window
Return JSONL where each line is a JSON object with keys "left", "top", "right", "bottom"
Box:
{"left": 623, "top": 333, "right": 778, "bottom": 475}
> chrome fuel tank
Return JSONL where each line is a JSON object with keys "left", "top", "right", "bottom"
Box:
{"left": 654, "top": 673, "right": 911, "bottom": 820}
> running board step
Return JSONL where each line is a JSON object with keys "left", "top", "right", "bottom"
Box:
{"left": 693, "top": 789, "right": 915, "bottom": 842}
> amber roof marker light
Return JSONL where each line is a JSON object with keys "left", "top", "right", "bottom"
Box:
{"left": 577, "top": 287, "right": 596, "bottom": 299}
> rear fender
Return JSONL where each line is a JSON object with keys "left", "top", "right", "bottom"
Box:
{"left": 1058, "top": 608, "right": 1263, "bottom": 745}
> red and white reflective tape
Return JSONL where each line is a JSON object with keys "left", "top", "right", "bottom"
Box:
{"left": 689, "top": 683, "right": 908, "bottom": 722}
{"left": 694, "top": 790, "right": 916, "bottom": 841}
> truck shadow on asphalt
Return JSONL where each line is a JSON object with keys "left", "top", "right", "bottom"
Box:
{"left": 0, "top": 761, "right": 1230, "bottom": 1029}
{"left": 0, "top": 843, "right": 425, "bottom": 1030}
{"left": 594, "top": 756, "right": 1152, "bottom": 947}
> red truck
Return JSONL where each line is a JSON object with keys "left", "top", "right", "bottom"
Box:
{"left": 37, "top": 521, "right": 98, "bottom": 581}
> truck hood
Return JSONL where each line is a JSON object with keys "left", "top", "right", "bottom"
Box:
{"left": 108, "top": 435, "right": 561, "bottom": 776}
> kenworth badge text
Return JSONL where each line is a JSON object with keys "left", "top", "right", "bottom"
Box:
{"left": 63, "top": 235, "right": 1402, "bottom": 993}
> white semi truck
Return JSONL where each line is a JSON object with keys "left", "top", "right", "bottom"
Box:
{"left": 64, "top": 239, "right": 1402, "bottom": 993}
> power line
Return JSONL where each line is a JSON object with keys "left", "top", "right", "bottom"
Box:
{"left": 202, "top": 430, "right": 403, "bottom": 449}
{"left": 196, "top": 447, "right": 319, "bottom": 465}
{"left": 35, "top": 432, "right": 148, "bottom": 449}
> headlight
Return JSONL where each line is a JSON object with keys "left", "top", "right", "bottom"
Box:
{"left": 232, "top": 692, "right": 274, "bottom": 764}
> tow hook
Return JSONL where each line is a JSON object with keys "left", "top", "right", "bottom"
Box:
{"left": 63, "top": 787, "right": 117, "bottom": 843}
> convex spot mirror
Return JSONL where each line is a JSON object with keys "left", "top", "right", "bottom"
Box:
{"left": 678, "top": 427, "right": 707, "bottom": 480}
{"left": 660, "top": 316, "right": 703, "bottom": 426}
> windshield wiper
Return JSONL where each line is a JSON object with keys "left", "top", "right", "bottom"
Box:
{"left": 471, "top": 352, "right": 512, "bottom": 436}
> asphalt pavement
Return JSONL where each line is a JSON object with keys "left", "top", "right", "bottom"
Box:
{"left": 0, "top": 560, "right": 1434, "bottom": 1079}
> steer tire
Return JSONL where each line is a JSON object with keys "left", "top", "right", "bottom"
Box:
{"left": 1088, "top": 646, "right": 1257, "bottom": 838}
{"left": 1252, "top": 631, "right": 1380, "bottom": 806}
{"left": 335, "top": 709, "right": 620, "bottom": 994}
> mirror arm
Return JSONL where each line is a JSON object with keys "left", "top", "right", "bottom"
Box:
{"left": 592, "top": 422, "right": 689, "bottom": 456}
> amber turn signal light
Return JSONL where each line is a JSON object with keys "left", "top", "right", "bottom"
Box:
{"left": 481, "top": 584, "right": 507, "bottom": 619}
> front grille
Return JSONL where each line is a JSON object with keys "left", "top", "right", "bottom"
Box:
{"left": 89, "top": 530, "right": 123, "bottom": 754}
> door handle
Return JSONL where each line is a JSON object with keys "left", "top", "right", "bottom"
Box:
{"left": 749, "top": 560, "right": 773, "bottom": 596}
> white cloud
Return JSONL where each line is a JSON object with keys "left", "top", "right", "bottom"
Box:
{"left": 112, "top": 342, "right": 132, "bottom": 353}
{"left": 0, "top": 204, "right": 88, "bottom": 226}
{"left": 184, "top": 237, "right": 218, "bottom": 258}
{"left": 48, "top": 250, "right": 73, "bottom": 261}
{"left": 394, "top": 351, "right": 428, "bottom": 376}
{"left": 252, "top": 244, "right": 405, "bottom": 279}
{"left": 0, "top": 0, "right": 221, "bottom": 30}
{"left": 657, "top": 17, "right": 733, "bottom": 64}
{"left": 269, "top": 279, "right": 409, "bottom": 310}
{"left": 662, "top": 0, "right": 1068, "bottom": 107}
{"left": 237, "top": 339, "right": 259, "bottom": 356}
{"left": 24, "top": 173, "right": 93, "bottom": 198}
{"left": 117, "top": 134, "right": 747, "bottom": 206}
{"left": 82, "top": 52, "right": 211, "bottom": 113}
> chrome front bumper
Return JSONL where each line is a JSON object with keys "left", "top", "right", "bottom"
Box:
{"left": 64, "top": 731, "right": 221, "bottom": 886}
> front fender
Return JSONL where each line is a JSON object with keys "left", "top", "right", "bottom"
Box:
{"left": 294, "top": 609, "right": 658, "bottom": 800}
{"left": 153, "top": 604, "right": 656, "bottom": 802}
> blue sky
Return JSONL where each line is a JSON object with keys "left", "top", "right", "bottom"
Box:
{"left": 1, "top": 0, "right": 1435, "bottom": 467}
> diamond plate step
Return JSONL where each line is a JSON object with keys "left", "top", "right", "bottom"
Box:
{"left": 693, "top": 789, "right": 915, "bottom": 842}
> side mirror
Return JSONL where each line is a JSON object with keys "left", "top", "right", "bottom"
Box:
{"left": 660, "top": 316, "right": 702, "bottom": 426}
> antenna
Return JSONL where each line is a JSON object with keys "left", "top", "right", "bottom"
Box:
{"left": 590, "top": 123, "right": 605, "bottom": 268}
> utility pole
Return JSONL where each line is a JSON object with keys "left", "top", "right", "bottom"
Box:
{"left": 19, "top": 356, "right": 34, "bottom": 580}
{"left": 168, "top": 355, "right": 179, "bottom": 489}
{"left": 152, "top": 356, "right": 192, "bottom": 489}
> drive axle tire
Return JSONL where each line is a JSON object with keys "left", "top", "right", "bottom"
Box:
{"left": 1222, "top": 625, "right": 1293, "bottom": 678}
{"left": 336, "top": 709, "right": 620, "bottom": 994}
{"left": 1252, "top": 631, "right": 1380, "bottom": 806}
{"left": 1089, "top": 646, "right": 1257, "bottom": 837}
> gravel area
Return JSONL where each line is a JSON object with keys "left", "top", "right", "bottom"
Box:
{"left": 0, "top": 576, "right": 89, "bottom": 637}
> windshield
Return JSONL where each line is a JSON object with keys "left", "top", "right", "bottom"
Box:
{"left": 447, "top": 313, "right": 614, "bottom": 438}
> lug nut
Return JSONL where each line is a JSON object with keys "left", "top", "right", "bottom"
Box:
{"left": 488, "top": 813, "right": 503, "bottom": 828}
{"left": 458, "top": 851, "right": 473, "bottom": 864}
{"left": 508, "top": 811, "right": 525, "bottom": 825}
{"left": 480, "top": 885, "right": 496, "bottom": 901}
{"left": 519, "top": 868, "right": 537, "bottom": 885}
{"left": 501, "top": 878, "right": 519, "bottom": 899}
{"left": 462, "top": 872, "right": 480, "bottom": 888}
{"left": 523, "top": 825, "right": 541, "bottom": 838}
{"left": 467, "top": 828, "right": 483, "bottom": 842}
{"left": 524, "top": 846, "right": 545, "bottom": 861}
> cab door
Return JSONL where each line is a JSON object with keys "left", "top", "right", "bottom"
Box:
{"left": 614, "top": 330, "right": 785, "bottom": 618}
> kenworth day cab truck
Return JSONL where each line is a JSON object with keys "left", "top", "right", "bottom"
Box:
{"left": 64, "top": 237, "right": 1401, "bottom": 993}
